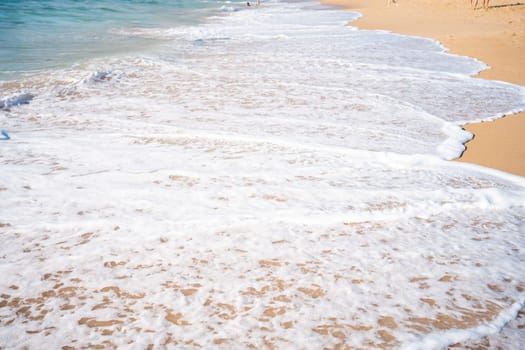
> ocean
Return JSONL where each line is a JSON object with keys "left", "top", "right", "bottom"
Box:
{"left": 0, "top": 0, "right": 226, "bottom": 78}
{"left": 1, "top": 0, "right": 524, "bottom": 348}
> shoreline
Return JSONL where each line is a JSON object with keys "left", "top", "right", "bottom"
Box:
{"left": 320, "top": 0, "right": 525, "bottom": 176}
{"left": 1, "top": 2, "right": 525, "bottom": 348}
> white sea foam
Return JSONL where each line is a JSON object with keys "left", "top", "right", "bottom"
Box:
{"left": 404, "top": 301, "right": 525, "bottom": 349}
{"left": 0, "top": 92, "right": 35, "bottom": 111}
{"left": 0, "top": 1, "right": 524, "bottom": 349}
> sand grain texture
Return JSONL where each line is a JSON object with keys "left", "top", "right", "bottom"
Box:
{"left": 322, "top": 0, "right": 525, "bottom": 176}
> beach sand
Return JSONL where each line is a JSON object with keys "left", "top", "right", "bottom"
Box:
{"left": 321, "top": 0, "right": 525, "bottom": 176}
{"left": 1, "top": 2, "right": 524, "bottom": 348}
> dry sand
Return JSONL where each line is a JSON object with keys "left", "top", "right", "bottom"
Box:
{"left": 321, "top": 0, "right": 525, "bottom": 176}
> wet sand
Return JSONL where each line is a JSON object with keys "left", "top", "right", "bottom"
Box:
{"left": 321, "top": 0, "right": 525, "bottom": 176}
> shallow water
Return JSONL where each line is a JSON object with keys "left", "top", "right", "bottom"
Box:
{"left": 0, "top": 1, "right": 524, "bottom": 348}
{"left": 0, "top": 0, "right": 225, "bottom": 78}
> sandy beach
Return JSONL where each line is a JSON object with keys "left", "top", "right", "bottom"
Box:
{"left": 321, "top": 0, "right": 525, "bottom": 176}
{"left": 2, "top": 1, "right": 525, "bottom": 348}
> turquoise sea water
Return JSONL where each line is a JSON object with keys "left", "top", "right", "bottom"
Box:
{"left": 0, "top": 0, "right": 224, "bottom": 78}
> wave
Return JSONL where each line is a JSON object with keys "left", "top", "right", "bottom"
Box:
{"left": 0, "top": 92, "right": 35, "bottom": 111}
{"left": 0, "top": 1, "right": 524, "bottom": 349}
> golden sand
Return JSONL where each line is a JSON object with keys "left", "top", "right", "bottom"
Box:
{"left": 321, "top": 0, "right": 525, "bottom": 176}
